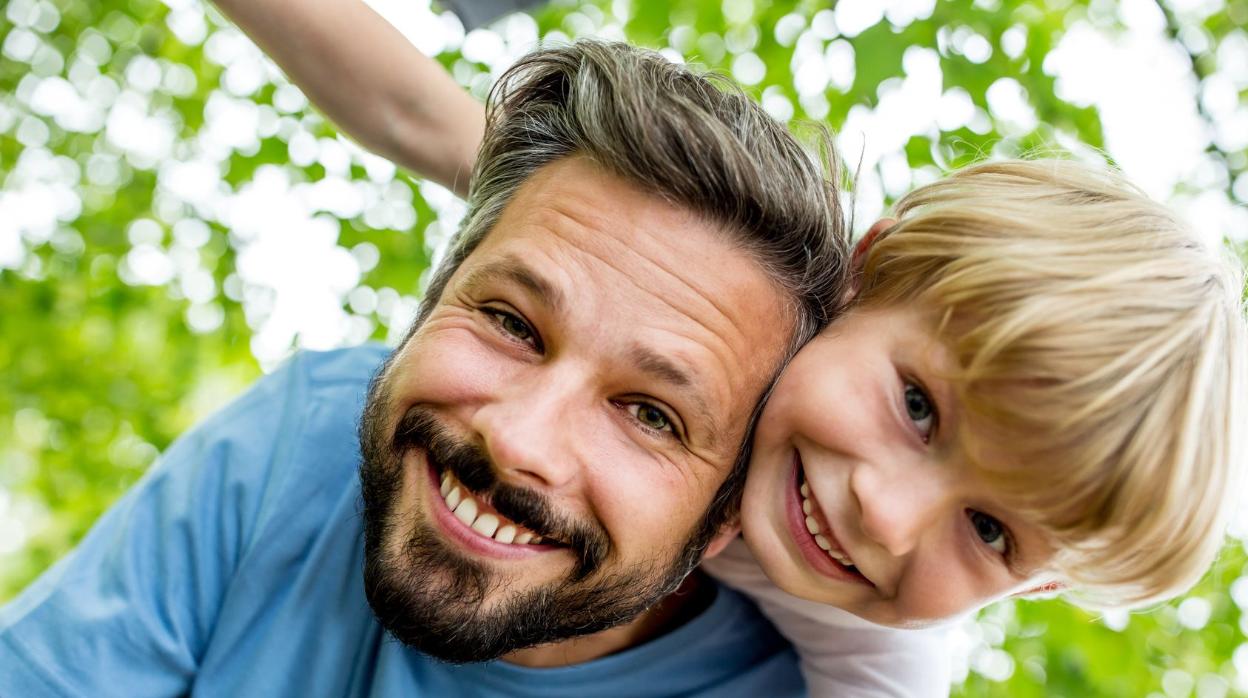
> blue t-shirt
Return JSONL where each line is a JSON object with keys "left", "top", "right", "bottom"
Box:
{"left": 0, "top": 346, "right": 802, "bottom": 697}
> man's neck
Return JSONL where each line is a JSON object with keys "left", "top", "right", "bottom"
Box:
{"left": 500, "top": 571, "right": 717, "bottom": 668}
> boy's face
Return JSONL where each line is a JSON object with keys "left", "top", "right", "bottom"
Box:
{"left": 742, "top": 303, "right": 1056, "bottom": 627}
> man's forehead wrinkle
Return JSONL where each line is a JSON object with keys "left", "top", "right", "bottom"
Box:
{"left": 538, "top": 199, "right": 744, "bottom": 335}
{"left": 459, "top": 255, "right": 567, "bottom": 314}
{"left": 604, "top": 228, "right": 743, "bottom": 334}
{"left": 533, "top": 200, "right": 760, "bottom": 386}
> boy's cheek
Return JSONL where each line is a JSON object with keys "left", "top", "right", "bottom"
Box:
{"left": 893, "top": 556, "right": 1009, "bottom": 624}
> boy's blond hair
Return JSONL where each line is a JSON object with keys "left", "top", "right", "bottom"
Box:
{"left": 855, "top": 159, "right": 1247, "bottom": 609}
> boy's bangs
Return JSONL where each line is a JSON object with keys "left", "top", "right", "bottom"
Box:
{"left": 948, "top": 334, "right": 1235, "bottom": 609}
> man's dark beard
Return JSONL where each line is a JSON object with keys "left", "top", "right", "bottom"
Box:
{"left": 358, "top": 372, "right": 715, "bottom": 663}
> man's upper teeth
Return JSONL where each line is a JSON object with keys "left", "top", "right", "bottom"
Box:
{"left": 441, "top": 472, "right": 546, "bottom": 545}
{"left": 453, "top": 497, "right": 478, "bottom": 526}
{"left": 494, "top": 524, "right": 516, "bottom": 543}
{"left": 800, "top": 479, "right": 855, "bottom": 568}
{"left": 472, "top": 514, "right": 500, "bottom": 537}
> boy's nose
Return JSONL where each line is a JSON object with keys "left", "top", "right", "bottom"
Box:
{"left": 850, "top": 460, "right": 948, "bottom": 558}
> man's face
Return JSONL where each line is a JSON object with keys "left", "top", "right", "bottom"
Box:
{"left": 358, "top": 157, "right": 793, "bottom": 662}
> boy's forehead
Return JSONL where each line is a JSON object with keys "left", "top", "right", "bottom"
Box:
{"left": 842, "top": 302, "right": 959, "bottom": 373}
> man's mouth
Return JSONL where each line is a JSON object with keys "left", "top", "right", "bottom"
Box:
{"left": 789, "top": 454, "right": 873, "bottom": 586}
{"left": 438, "top": 469, "right": 551, "bottom": 546}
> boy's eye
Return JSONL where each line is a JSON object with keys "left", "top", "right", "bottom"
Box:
{"left": 968, "top": 510, "right": 1008, "bottom": 554}
{"left": 903, "top": 382, "right": 936, "bottom": 441}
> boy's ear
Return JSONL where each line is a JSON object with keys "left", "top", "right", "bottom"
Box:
{"left": 852, "top": 218, "right": 896, "bottom": 274}
{"left": 701, "top": 522, "right": 742, "bottom": 560}
{"left": 1013, "top": 581, "right": 1065, "bottom": 598}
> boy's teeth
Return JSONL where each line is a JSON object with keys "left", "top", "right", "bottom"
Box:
{"left": 440, "top": 473, "right": 547, "bottom": 546}
{"left": 799, "top": 476, "right": 857, "bottom": 570}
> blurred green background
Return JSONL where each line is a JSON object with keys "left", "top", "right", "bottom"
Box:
{"left": 2, "top": 0, "right": 1247, "bottom": 694}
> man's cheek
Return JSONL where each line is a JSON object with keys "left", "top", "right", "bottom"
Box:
{"left": 597, "top": 470, "right": 704, "bottom": 559}
{"left": 398, "top": 328, "right": 514, "bottom": 404}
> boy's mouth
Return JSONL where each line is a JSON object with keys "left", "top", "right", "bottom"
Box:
{"left": 789, "top": 453, "right": 873, "bottom": 586}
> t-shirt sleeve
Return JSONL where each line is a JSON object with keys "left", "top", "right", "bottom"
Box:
{"left": 702, "top": 538, "right": 953, "bottom": 698}
{"left": 0, "top": 356, "right": 311, "bottom": 697}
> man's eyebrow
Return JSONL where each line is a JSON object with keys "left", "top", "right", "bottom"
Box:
{"left": 628, "top": 345, "right": 722, "bottom": 449}
{"left": 459, "top": 256, "right": 566, "bottom": 313}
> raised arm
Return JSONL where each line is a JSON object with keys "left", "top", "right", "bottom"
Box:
{"left": 213, "top": 0, "right": 485, "bottom": 197}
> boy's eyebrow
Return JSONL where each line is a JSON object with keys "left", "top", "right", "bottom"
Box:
{"left": 459, "top": 256, "right": 567, "bottom": 314}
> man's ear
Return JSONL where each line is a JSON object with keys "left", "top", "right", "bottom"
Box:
{"left": 1012, "top": 581, "right": 1065, "bottom": 598}
{"left": 852, "top": 218, "right": 896, "bottom": 274}
{"left": 701, "top": 523, "right": 742, "bottom": 560}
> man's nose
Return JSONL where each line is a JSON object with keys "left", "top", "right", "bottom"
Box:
{"left": 470, "top": 371, "right": 584, "bottom": 491}
{"left": 849, "top": 459, "right": 949, "bottom": 558}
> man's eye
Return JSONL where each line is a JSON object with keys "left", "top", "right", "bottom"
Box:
{"left": 968, "top": 510, "right": 1009, "bottom": 555}
{"left": 626, "top": 402, "right": 676, "bottom": 435}
{"left": 500, "top": 315, "right": 532, "bottom": 340}
{"left": 486, "top": 309, "right": 537, "bottom": 345}
{"left": 903, "top": 382, "right": 936, "bottom": 441}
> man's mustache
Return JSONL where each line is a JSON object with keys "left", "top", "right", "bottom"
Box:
{"left": 392, "top": 406, "right": 609, "bottom": 579}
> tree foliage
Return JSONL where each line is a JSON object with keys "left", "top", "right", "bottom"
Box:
{"left": 2, "top": 0, "right": 1246, "bottom": 694}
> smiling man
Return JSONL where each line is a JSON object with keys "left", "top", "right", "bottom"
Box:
{"left": 0, "top": 42, "right": 846, "bottom": 696}
{"left": 358, "top": 155, "right": 795, "bottom": 666}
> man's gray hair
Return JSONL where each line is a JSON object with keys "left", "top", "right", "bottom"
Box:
{"left": 411, "top": 40, "right": 849, "bottom": 551}
{"left": 417, "top": 40, "right": 848, "bottom": 347}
